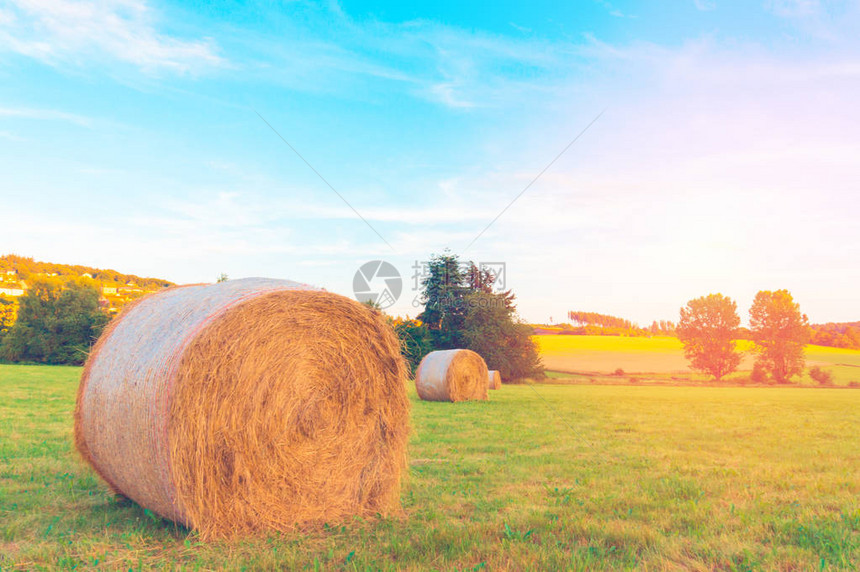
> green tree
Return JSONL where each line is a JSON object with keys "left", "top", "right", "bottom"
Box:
{"left": 417, "top": 252, "right": 469, "bottom": 349}
{"left": 676, "top": 293, "right": 741, "bottom": 381}
{"left": 749, "top": 289, "right": 809, "bottom": 384}
{"left": 417, "top": 253, "right": 542, "bottom": 381}
{"left": 460, "top": 289, "right": 543, "bottom": 381}
{"left": 1, "top": 277, "right": 109, "bottom": 365}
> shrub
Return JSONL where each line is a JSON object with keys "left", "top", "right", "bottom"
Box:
{"left": 613, "top": 368, "right": 625, "bottom": 376}
{"left": 750, "top": 362, "right": 768, "bottom": 383}
{"left": 849, "top": 381, "right": 860, "bottom": 388}
{"left": 1, "top": 277, "right": 108, "bottom": 365}
{"left": 390, "top": 318, "right": 432, "bottom": 374}
{"left": 809, "top": 366, "right": 834, "bottom": 386}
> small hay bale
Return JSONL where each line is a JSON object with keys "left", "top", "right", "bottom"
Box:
{"left": 488, "top": 370, "right": 502, "bottom": 390}
{"left": 414, "top": 349, "right": 488, "bottom": 402}
{"left": 74, "top": 278, "right": 410, "bottom": 539}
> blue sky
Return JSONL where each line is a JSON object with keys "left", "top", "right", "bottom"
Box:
{"left": 1, "top": 0, "right": 858, "bottom": 324}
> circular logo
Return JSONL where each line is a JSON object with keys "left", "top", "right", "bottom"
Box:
{"left": 353, "top": 260, "right": 402, "bottom": 309}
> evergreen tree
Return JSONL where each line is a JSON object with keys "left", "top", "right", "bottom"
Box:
{"left": 417, "top": 252, "right": 469, "bottom": 349}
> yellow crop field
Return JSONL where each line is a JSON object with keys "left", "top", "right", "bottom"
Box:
{"left": 535, "top": 335, "right": 699, "bottom": 374}
{"left": 534, "top": 335, "right": 860, "bottom": 385}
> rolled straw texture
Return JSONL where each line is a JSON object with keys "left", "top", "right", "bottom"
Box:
{"left": 74, "top": 278, "right": 409, "bottom": 538}
{"left": 414, "top": 349, "right": 488, "bottom": 402}
{"left": 488, "top": 370, "right": 502, "bottom": 390}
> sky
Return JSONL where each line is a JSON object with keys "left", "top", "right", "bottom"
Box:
{"left": 1, "top": 0, "right": 858, "bottom": 325}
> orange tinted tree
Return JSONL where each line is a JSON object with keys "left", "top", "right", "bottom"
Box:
{"left": 677, "top": 293, "right": 741, "bottom": 381}
{"left": 749, "top": 289, "right": 809, "bottom": 383}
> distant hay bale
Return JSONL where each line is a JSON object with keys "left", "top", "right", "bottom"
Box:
{"left": 488, "top": 370, "right": 502, "bottom": 390}
{"left": 414, "top": 349, "right": 488, "bottom": 402}
{"left": 74, "top": 278, "right": 410, "bottom": 539}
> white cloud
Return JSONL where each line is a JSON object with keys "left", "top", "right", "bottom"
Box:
{"left": 236, "top": 12, "right": 567, "bottom": 110}
{"left": 765, "top": 0, "right": 820, "bottom": 18}
{"left": 594, "top": 0, "right": 633, "bottom": 18}
{"left": 0, "top": 106, "right": 93, "bottom": 126}
{"left": 0, "top": 130, "right": 25, "bottom": 140}
{"left": 0, "top": 0, "right": 224, "bottom": 74}
{"left": 694, "top": 0, "right": 716, "bottom": 11}
{"left": 508, "top": 22, "right": 532, "bottom": 33}
{"left": 427, "top": 82, "right": 476, "bottom": 108}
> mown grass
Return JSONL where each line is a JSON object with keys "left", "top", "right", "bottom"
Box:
{"left": 535, "top": 335, "right": 860, "bottom": 386}
{"left": 1, "top": 364, "right": 859, "bottom": 570}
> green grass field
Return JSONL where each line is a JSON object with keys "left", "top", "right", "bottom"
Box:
{"left": 535, "top": 335, "right": 860, "bottom": 386}
{"left": 1, "top": 364, "right": 858, "bottom": 570}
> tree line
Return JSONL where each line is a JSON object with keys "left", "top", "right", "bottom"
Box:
{"left": 2, "top": 253, "right": 544, "bottom": 381}
{"left": 562, "top": 309, "right": 856, "bottom": 352}
{"left": 557, "top": 313, "right": 676, "bottom": 337}
{"left": 0, "top": 254, "right": 173, "bottom": 289}
{"left": 568, "top": 311, "right": 639, "bottom": 330}
{"left": 0, "top": 252, "right": 849, "bottom": 382}
{"left": 809, "top": 321, "right": 860, "bottom": 350}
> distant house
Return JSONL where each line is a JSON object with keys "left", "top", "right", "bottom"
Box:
{"left": 5, "top": 270, "right": 15, "bottom": 276}
{"left": 0, "top": 288, "right": 24, "bottom": 297}
{"left": 102, "top": 286, "right": 118, "bottom": 295}
{"left": 81, "top": 273, "right": 93, "bottom": 279}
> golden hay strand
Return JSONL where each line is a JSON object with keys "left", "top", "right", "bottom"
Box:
{"left": 74, "top": 278, "right": 409, "bottom": 539}
{"left": 488, "top": 370, "right": 502, "bottom": 390}
{"left": 414, "top": 349, "right": 488, "bottom": 402}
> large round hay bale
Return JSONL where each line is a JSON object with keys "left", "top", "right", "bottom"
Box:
{"left": 488, "top": 370, "right": 502, "bottom": 390}
{"left": 74, "top": 278, "right": 410, "bottom": 538}
{"left": 414, "top": 349, "right": 488, "bottom": 402}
